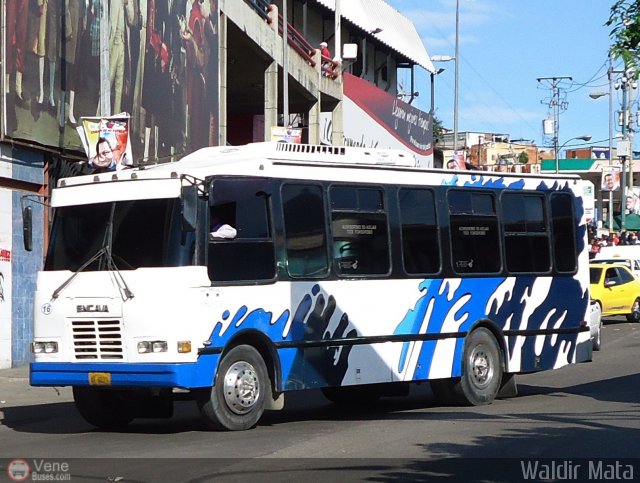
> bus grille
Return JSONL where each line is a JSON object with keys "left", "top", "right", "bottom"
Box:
{"left": 71, "top": 319, "right": 123, "bottom": 360}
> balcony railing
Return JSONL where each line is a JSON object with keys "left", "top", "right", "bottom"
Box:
{"left": 246, "top": 0, "right": 339, "bottom": 79}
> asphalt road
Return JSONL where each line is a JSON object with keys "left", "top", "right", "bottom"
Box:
{"left": 1, "top": 318, "right": 638, "bottom": 482}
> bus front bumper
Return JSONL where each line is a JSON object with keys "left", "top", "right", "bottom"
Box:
{"left": 30, "top": 356, "right": 220, "bottom": 389}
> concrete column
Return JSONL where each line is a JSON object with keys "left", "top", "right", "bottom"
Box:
{"left": 264, "top": 60, "right": 278, "bottom": 140}
{"left": 331, "top": 100, "right": 344, "bottom": 146}
{"left": 307, "top": 49, "right": 322, "bottom": 145}
{"left": 308, "top": 99, "right": 320, "bottom": 145}
{"left": 219, "top": 12, "right": 228, "bottom": 145}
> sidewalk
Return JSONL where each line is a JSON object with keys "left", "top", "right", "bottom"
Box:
{"left": 0, "top": 364, "right": 72, "bottom": 409}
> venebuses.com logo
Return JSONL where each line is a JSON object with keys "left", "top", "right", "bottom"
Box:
{"left": 6, "top": 459, "right": 30, "bottom": 482}
{"left": 6, "top": 458, "right": 71, "bottom": 481}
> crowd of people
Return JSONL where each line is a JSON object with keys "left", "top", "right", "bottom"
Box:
{"left": 588, "top": 225, "right": 640, "bottom": 259}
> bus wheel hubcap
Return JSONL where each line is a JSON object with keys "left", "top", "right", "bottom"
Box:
{"left": 223, "top": 361, "right": 260, "bottom": 414}
{"left": 471, "top": 349, "right": 492, "bottom": 387}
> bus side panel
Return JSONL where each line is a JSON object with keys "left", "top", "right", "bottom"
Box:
{"left": 206, "top": 275, "right": 589, "bottom": 392}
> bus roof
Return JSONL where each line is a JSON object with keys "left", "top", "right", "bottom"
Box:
{"left": 57, "top": 142, "right": 583, "bottom": 192}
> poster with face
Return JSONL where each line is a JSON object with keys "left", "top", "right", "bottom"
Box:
{"left": 80, "top": 116, "right": 133, "bottom": 171}
{"left": 601, "top": 166, "right": 621, "bottom": 192}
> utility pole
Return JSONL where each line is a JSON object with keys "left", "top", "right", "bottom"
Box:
{"left": 282, "top": 0, "right": 289, "bottom": 126}
{"left": 453, "top": 0, "right": 459, "bottom": 153}
{"left": 617, "top": 72, "right": 633, "bottom": 230}
{"left": 537, "top": 76, "right": 571, "bottom": 173}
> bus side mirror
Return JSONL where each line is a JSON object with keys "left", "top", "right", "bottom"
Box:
{"left": 23, "top": 206, "right": 33, "bottom": 252}
{"left": 181, "top": 185, "right": 197, "bottom": 232}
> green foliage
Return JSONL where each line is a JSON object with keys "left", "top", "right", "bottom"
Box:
{"left": 607, "top": 0, "right": 640, "bottom": 76}
{"left": 517, "top": 151, "right": 529, "bottom": 164}
{"left": 432, "top": 115, "right": 444, "bottom": 143}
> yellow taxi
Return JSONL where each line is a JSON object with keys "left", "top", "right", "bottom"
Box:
{"left": 589, "top": 262, "right": 640, "bottom": 322}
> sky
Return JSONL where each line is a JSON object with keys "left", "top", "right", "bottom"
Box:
{"left": 386, "top": 0, "right": 624, "bottom": 153}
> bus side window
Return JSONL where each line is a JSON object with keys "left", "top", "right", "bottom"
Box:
{"left": 550, "top": 193, "right": 577, "bottom": 273}
{"left": 282, "top": 184, "right": 329, "bottom": 278}
{"left": 501, "top": 192, "right": 550, "bottom": 274}
{"left": 448, "top": 190, "right": 501, "bottom": 274}
{"left": 207, "top": 179, "right": 275, "bottom": 282}
{"left": 330, "top": 186, "right": 389, "bottom": 276}
{"left": 398, "top": 188, "right": 440, "bottom": 274}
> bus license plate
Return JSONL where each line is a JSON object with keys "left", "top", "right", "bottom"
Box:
{"left": 88, "top": 372, "right": 112, "bottom": 385}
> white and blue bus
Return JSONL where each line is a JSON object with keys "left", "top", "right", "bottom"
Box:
{"left": 28, "top": 142, "right": 593, "bottom": 430}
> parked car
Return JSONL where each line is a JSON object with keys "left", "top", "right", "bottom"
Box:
{"left": 589, "top": 262, "right": 640, "bottom": 325}
{"left": 591, "top": 256, "right": 640, "bottom": 279}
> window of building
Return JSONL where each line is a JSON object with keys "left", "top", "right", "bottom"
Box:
{"left": 399, "top": 188, "right": 440, "bottom": 274}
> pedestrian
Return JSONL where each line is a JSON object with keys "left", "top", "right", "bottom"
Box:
{"left": 319, "top": 41, "right": 332, "bottom": 76}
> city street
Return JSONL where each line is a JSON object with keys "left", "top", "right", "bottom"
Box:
{"left": 0, "top": 318, "right": 638, "bottom": 482}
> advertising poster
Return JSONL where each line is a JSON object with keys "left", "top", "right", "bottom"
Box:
{"left": 80, "top": 116, "right": 133, "bottom": 171}
{"left": 338, "top": 73, "right": 433, "bottom": 168}
{"left": 271, "top": 127, "right": 302, "bottom": 144}
{"left": 601, "top": 166, "right": 621, "bottom": 192}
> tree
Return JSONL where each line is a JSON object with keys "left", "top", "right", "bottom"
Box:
{"left": 432, "top": 116, "right": 444, "bottom": 144}
{"left": 517, "top": 151, "right": 529, "bottom": 165}
{"left": 607, "top": 0, "right": 640, "bottom": 76}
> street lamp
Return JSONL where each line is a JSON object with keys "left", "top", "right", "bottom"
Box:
{"left": 555, "top": 135, "right": 592, "bottom": 174}
{"left": 431, "top": 55, "right": 456, "bottom": 151}
{"left": 429, "top": 67, "right": 446, "bottom": 114}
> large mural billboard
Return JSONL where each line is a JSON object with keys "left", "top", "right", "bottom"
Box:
{"left": 2, "top": 0, "right": 219, "bottom": 164}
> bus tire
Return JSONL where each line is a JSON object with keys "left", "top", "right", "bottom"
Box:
{"left": 198, "top": 345, "right": 269, "bottom": 431}
{"left": 454, "top": 327, "right": 503, "bottom": 406}
{"left": 72, "top": 387, "right": 136, "bottom": 429}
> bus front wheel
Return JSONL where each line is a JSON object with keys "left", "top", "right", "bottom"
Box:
{"left": 72, "top": 386, "right": 136, "bottom": 429}
{"left": 198, "top": 345, "right": 269, "bottom": 431}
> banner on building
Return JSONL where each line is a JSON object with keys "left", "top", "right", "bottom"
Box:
{"left": 79, "top": 116, "right": 133, "bottom": 171}
{"left": 271, "top": 127, "right": 302, "bottom": 144}
{"left": 336, "top": 73, "right": 433, "bottom": 168}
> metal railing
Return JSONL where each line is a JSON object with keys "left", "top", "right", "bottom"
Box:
{"left": 245, "top": 0, "right": 340, "bottom": 79}
{"left": 245, "top": 0, "right": 271, "bottom": 22}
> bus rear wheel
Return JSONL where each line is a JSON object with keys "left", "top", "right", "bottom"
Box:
{"left": 430, "top": 328, "right": 503, "bottom": 406}
{"left": 198, "top": 345, "right": 269, "bottom": 431}
{"left": 72, "top": 387, "right": 136, "bottom": 429}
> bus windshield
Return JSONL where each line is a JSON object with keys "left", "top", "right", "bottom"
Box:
{"left": 45, "top": 198, "right": 188, "bottom": 271}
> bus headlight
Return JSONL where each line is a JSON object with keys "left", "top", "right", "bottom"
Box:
{"left": 31, "top": 341, "right": 59, "bottom": 354}
{"left": 137, "top": 340, "right": 168, "bottom": 353}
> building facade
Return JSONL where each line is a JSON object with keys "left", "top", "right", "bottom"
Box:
{"left": 0, "top": 0, "right": 435, "bottom": 367}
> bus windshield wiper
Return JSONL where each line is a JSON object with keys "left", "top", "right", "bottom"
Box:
{"left": 51, "top": 247, "right": 107, "bottom": 300}
{"left": 50, "top": 246, "right": 135, "bottom": 301}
